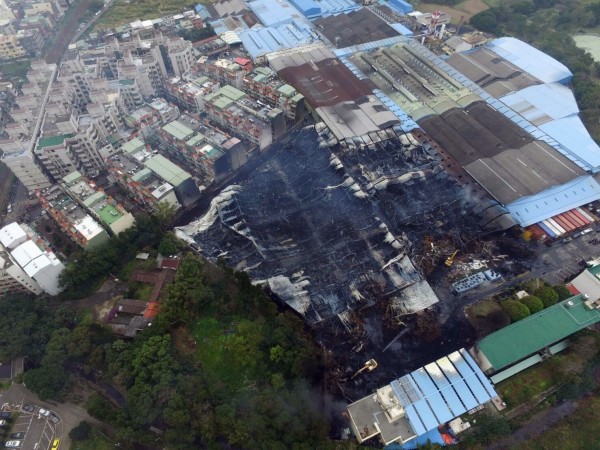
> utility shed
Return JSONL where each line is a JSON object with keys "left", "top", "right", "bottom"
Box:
{"left": 472, "top": 294, "right": 600, "bottom": 373}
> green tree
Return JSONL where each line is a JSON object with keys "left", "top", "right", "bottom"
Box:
{"left": 24, "top": 366, "right": 66, "bottom": 400}
{"left": 69, "top": 421, "right": 92, "bottom": 441}
{"left": 553, "top": 284, "right": 573, "bottom": 301}
{"left": 535, "top": 286, "right": 559, "bottom": 308}
{"left": 158, "top": 232, "right": 184, "bottom": 256}
{"left": 520, "top": 295, "right": 544, "bottom": 314}
{"left": 502, "top": 299, "right": 531, "bottom": 322}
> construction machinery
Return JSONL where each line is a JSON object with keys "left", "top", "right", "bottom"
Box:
{"left": 351, "top": 359, "right": 378, "bottom": 379}
{"left": 445, "top": 250, "right": 458, "bottom": 267}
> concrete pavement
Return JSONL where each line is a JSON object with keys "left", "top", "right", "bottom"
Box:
{"left": 1, "top": 383, "right": 100, "bottom": 450}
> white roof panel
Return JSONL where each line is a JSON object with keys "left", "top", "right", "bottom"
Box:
{"left": 11, "top": 239, "right": 43, "bottom": 269}
{"left": 0, "top": 222, "right": 27, "bottom": 249}
{"left": 448, "top": 351, "right": 492, "bottom": 404}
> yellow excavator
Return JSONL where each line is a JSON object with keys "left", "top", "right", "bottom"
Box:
{"left": 445, "top": 250, "right": 458, "bottom": 267}
{"left": 351, "top": 359, "right": 378, "bottom": 380}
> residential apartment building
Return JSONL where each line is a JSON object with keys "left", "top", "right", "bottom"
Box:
{"left": 163, "top": 75, "right": 219, "bottom": 114}
{"left": 195, "top": 58, "right": 248, "bottom": 89}
{"left": 0, "top": 33, "right": 25, "bottom": 59}
{"left": 242, "top": 66, "right": 305, "bottom": 122}
{"left": 107, "top": 138, "right": 181, "bottom": 212}
{"left": 62, "top": 171, "right": 135, "bottom": 235}
{"left": 1, "top": 139, "right": 52, "bottom": 191}
{"left": 37, "top": 184, "right": 110, "bottom": 250}
{"left": 204, "top": 85, "right": 286, "bottom": 150}
{"left": 166, "top": 37, "right": 196, "bottom": 77}
{"left": 0, "top": 222, "right": 65, "bottom": 296}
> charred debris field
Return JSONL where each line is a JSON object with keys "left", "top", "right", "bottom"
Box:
{"left": 177, "top": 128, "right": 534, "bottom": 395}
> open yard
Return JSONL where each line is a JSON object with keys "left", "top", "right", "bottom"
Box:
{"left": 93, "top": 0, "right": 198, "bottom": 30}
{"left": 495, "top": 363, "right": 558, "bottom": 410}
{"left": 416, "top": 0, "right": 490, "bottom": 24}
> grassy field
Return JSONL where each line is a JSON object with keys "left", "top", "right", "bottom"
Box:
{"left": 495, "top": 363, "right": 558, "bottom": 409}
{"left": 93, "top": 0, "right": 198, "bottom": 30}
{"left": 417, "top": 0, "right": 490, "bottom": 24}
{"left": 0, "top": 60, "right": 31, "bottom": 83}
{"left": 192, "top": 317, "right": 265, "bottom": 396}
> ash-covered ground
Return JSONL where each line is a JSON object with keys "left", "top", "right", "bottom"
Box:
{"left": 177, "top": 128, "right": 490, "bottom": 395}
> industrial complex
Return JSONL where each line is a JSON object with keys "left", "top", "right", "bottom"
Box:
{"left": 1, "top": 0, "right": 600, "bottom": 446}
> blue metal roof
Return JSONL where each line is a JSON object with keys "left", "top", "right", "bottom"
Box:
{"left": 488, "top": 37, "right": 573, "bottom": 84}
{"left": 389, "top": 349, "right": 497, "bottom": 436}
{"left": 384, "top": 0, "right": 413, "bottom": 14}
{"left": 506, "top": 175, "right": 600, "bottom": 227}
{"left": 315, "top": 0, "right": 359, "bottom": 15}
{"left": 248, "top": 0, "right": 307, "bottom": 27}
{"left": 289, "top": 0, "right": 321, "bottom": 17}
{"left": 239, "top": 22, "right": 313, "bottom": 59}
{"left": 390, "top": 23, "right": 414, "bottom": 36}
{"left": 500, "top": 83, "right": 579, "bottom": 125}
{"left": 540, "top": 116, "right": 600, "bottom": 172}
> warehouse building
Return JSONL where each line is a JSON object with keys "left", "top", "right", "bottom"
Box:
{"left": 348, "top": 349, "right": 498, "bottom": 446}
{"left": 470, "top": 294, "right": 600, "bottom": 384}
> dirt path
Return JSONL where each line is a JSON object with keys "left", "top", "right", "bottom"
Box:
{"left": 417, "top": 0, "right": 490, "bottom": 24}
{"left": 487, "top": 400, "right": 579, "bottom": 450}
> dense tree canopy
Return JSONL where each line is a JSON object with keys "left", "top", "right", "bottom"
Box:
{"left": 502, "top": 299, "right": 531, "bottom": 322}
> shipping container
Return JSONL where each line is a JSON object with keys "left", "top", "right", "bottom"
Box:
{"left": 540, "top": 220, "right": 557, "bottom": 238}
{"left": 553, "top": 214, "right": 575, "bottom": 232}
{"left": 564, "top": 210, "right": 585, "bottom": 228}
{"left": 570, "top": 208, "right": 590, "bottom": 225}
{"left": 547, "top": 218, "right": 566, "bottom": 235}
{"left": 576, "top": 207, "right": 595, "bottom": 223}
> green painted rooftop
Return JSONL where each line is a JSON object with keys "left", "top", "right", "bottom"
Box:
{"left": 277, "top": 84, "right": 296, "bottom": 97}
{"left": 131, "top": 168, "right": 152, "bottom": 182}
{"left": 122, "top": 137, "right": 145, "bottom": 154}
{"left": 38, "top": 134, "right": 74, "bottom": 149}
{"left": 477, "top": 294, "right": 600, "bottom": 370}
{"left": 83, "top": 191, "right": 106, "bottom": 208}
{"left": 119, "top": 79, "right": 135, "bottom": 86}
{"left": 63, "top": 171, "right": 82, "bottom": 185}
{"left": 144, "top": 155, "right": 191, "bottom": 187}
{"left": 587, "top": 264, "right": 600, "bottom": 277}
{"left": 97, "top": 203, "right": 122, "bottom": 225}
{"left": 186, "top": 133, "right": 205, "bottom": 147}
{"left": 163, "top": 121, "right": 195, "bottom": 141}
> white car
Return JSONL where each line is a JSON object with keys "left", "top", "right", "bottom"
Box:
{"left": 4, "top": 441, "right": 21, "bottom": 448}
{"left": 38, "top": 408, "right": 50, "bottom": 417}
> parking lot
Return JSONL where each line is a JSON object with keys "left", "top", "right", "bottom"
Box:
{"left": 1, "top": 404, "right": 61, "bottom": 450}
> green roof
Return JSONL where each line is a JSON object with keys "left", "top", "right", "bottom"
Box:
{"left": 38, "top": 134, "right": 74, "bottom": 149}
{"left": 122, "top": 137, "right": 145, "bottom": 154}
{"left": 163, "top": 121, "right": 194, "bottom": 141}
{"left": 83, "top": 191, "right": 106, "bottom": 208}
{"left": 186, "top": 133, "right": 205, "bottom": 147}
{"left": 119, "top": 79, "right": 135, "bottom": 86}
{"left": 192, "top": 76, "right": 209, "bottom": 86}
{"left": 132, "top": 168, "right": 152, "bottom": 182}
{"left": 62, "top": 171, "right": 82, "bottom": 185}
{"left": 144, "top": 155, "right": 191, "bottom": 187}
{"left": 97, "top": 203, "right": 122, "bottom": 225}
{"left": 477, "top": 294, "right": 600, "bottom": 370}
{"left": 587, "top": 264, "right": 600, "bottom": 277}
{"left": 220, "top": 85, "right": 246, "bottom": 101}
{"left": 277, "top": 84, "right": 296, "bottom": 97}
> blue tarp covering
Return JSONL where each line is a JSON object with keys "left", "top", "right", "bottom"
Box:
{"left": 488, "top": 37, "right": 573, "bottom": 84}
{"left": 506, "top": 175, "right": 600, "bottom": 227}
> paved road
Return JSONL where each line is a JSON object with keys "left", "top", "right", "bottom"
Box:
{"left": 1, "top": 383, "right": 100, "bottom": 450}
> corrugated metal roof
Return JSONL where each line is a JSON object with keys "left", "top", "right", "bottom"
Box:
{"left": 487, "top": 37, "right": 573, "bottom": 84}
{"left": 506, "top": 175, "right": 600, "bottom": 227}
{"left": 122, "top": 137, "right": 145, "bottom": 154}
{"left": 500, "top": 83, "right": 579, "bottom": 126}
{"left": 389, "top": 349, "right": 497, "bottom": 435}
{"left": 144, "top": 155, "right": 191, "bottom": 187}
{"left": 162, "top": 121, "right": 195, "bottom": 141}
{"left": 477, "top": 294, "right": 600, "bottom": 371}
